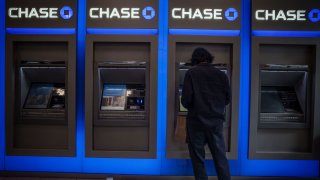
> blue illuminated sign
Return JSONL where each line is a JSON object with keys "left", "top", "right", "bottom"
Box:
{"left": 252, "top": 0, "right": 320, "bottom": 31}
{"left": 225, "top": 8, "right": 238, "bottom": 21}
{"left": 169, "top": 0, "right": 241, "bottom": 30}
{"left": 6, "top": 0, "right": 77, "bottom": 28}
{"left": 60, "top": 6, "right": 73, "bottom": 20}
{"left": 142, "top": 6, "right": 156, "bottom": 20}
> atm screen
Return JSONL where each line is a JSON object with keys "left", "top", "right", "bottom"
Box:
{"left": 101, "top": 84, "right": 126, "bottom": 110}
{"left": 24, "top": 83, "right": 65, "bottom": 109}
{"left": 101, "top": 84, "right": 145, "bottom": 111}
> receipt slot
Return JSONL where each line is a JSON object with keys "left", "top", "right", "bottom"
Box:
{"left": 249, "top": 37, "right": 320, "bottom": 159}
{"left": 5, "top": 35, "right": 76, "bottom": 156}
{"left": 166, "top": 36, "right": 240, "bottom": 159}
{"left": 85, "top": 35, "right": 157, "bottom": 158}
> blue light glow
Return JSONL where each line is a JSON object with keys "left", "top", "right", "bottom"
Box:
{"left": 252, "top": 30, "right": 320, "bottom": 37}
{"left": 5, "top": 156, "right": 79, "bottom": 172}
{"left": 242, "top": 159, "right": 319, "bottom": 177}
{"left": 158, "top": 0, "right": 169, "bottom": 175}
{"left": 238, "top": 0, "right": 251, "bottom": 176}
{"left": 6, "top": 28, "right": 76, "bottom": 34}
{"left": 75, "top": 0, "right": 87, "bottom": 173}
{"left": 87, "top": 28, "right": 158, "bottom": 35}
{"left": 83, "top": 158, "right": 160, "bottom": 174}
{"left": 169, "top": 29, "right": 240, "bottom": 36}
{"left": 0, "top": 0, "right": 5, "bottom": 171}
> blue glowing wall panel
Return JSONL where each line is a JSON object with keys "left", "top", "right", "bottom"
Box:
{"left": 5, "top": 157, "right": 80, "bottom": 172}
{"left": 238, "top": 0, "right": 250, "bottom": 176}
{"left": 253, "top": 30, "right": 320, "bottom": 37}
{"left": 0, "top": 0, "right": 5, "bottom": 171}
{"left": 75, "top": 0, "right": 86, "bottom": 172}
{"left": 0, "top": 0, "right": 319, "bottom": 177}
{"left": 157, "top": 0, "right": 168, "bottom": 175}
{"left": 241, "top": 160, "right": 319, "bottom": 177}
{"left": 83, "top": 159, "right": 160, "bottom": 175}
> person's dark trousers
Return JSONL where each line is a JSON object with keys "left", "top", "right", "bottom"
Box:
{"left": 187, "top": 122, "right": 231, "bottom": 180}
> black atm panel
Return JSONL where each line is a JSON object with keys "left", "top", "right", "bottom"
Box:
{"left": 166, "top": 36, "right": 240, "bottom": 159}
{"left": 5, "top": 35, "right": 76, "bottom": 156}
{"left": 85, "top": 35, "right": 157, "bottom": 158}
{"left": 249, "top": 38, "right": 320, "bottom": 160}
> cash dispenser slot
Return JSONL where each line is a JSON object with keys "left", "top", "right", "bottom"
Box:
{"left": 259, "top": 64, "right": 309, "bottom": 128}
{"left": 96, "top": 61, "right": 148, "bottom": 127}
{"left": 19, "top": 63, "right": 66, "bottom": 125}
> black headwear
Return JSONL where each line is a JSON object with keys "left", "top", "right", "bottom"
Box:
{"left": 190, "top": 47, "right": 214, "bottom": 65}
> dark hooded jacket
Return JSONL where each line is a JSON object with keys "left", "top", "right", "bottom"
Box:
{"left": 181, "top": 63, "right": 231, "bottom": 128}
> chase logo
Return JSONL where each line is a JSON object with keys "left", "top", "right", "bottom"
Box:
{"left": 8, "top": 7, "right": 74, "bottom": 19}
{"left": 171, "top": 7, "right": 239, "bottom": 21}
{"left": 255, "top": 9, "right": 320, "bottom": 22}
{"left": 60, "top": 6, "right": 73, "bottom": 20}
{"left": 142, "top": 6, "right": 155, "bottom": 20}
{"left": 308, "top": 9, "right": 320, "bottom": 22}
{"left": 225, "top": 8, "right": 238, "bottom": 21}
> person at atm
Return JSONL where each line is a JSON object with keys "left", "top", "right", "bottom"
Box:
{"left": 181, "top": 48, "right": 231, "bottom": 180}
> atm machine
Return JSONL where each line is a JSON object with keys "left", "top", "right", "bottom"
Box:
{"left": 166, "top": 36, "right": 240, "bottom": 159}
{"left": 5, "top": 35, "right": 76, "bottom": 156}
{"left": 249, "top": 38, "right": 320, "bottom": 159}
{"left": 85, "top": 35, "right": 157, "bottom": 158}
